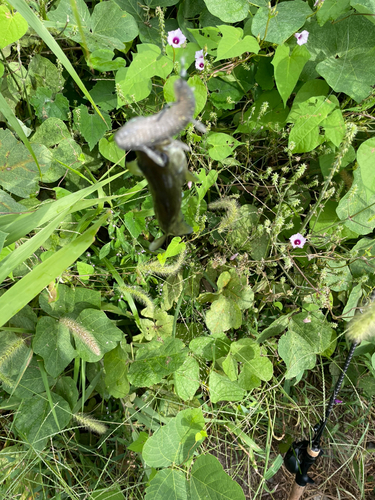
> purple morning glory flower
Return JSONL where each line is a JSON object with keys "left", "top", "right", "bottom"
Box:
{"left": 334, "top": 399, "right": 343, "bottom": 404}
{"left": 294, "top": 30, "right": 309, "bottom": 46}
{"left": 289, "top": 233, "right": 307, "bottom": 249}
{"left": 167, "top": 29, "right": 186, "bottom": 48}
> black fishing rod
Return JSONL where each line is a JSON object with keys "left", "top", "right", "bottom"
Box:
{"left": 284, "top": 340, "right": 358, "bottom": 499}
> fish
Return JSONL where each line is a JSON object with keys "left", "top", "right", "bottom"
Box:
{"left": 132, "top": 143, "right": 198, "bottom": 251}
{"left": 115, "top": 78, "right": 205, "bottom": 166}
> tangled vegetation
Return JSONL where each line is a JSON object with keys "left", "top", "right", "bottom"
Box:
{"left": 0, "top": 0, "right": 375, "bottom": 498}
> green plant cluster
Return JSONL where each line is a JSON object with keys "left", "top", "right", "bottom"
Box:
{"left": 1, "top": 0, "right": 375, "bottom": 498}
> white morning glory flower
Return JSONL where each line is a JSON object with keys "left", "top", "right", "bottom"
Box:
{"left": 289, "top": 233, "right": 307, "bottom": 248}
{"left": 195, "top": 57, "right": 205, "bottom": 71}
{"left": 294, "top": 30, "right": 309, "bottom": 46}
{"left": 167, "top": 28, "right": 186, "bottom": 48}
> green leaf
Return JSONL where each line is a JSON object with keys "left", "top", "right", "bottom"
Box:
{"left": 202, "top": 0, "right": 249, "bottom": 22}
{"left": 290, "top": 312, "right": 334, "bottom": 353}
{"left": 189, "top": 454, "right": 246, "bottom": 500}
{"left": 11, "top": 356, "right": 54, "bottom": 400}
{"left": 104, "top": 344, "right": 130, "bottom": 398}
{"left": 30, "top": 117, "right": 83, "bottom": 183}
{"left": 14, "top": 392, "right": 71, "bottom": 451}
{"left": 207, "top": 133, "right": 242, "bottom": 162}
{"left": 317, "top": 0, "right": 351, "bottom": 26}
{"left": 222, "top": 353, "right": 238, "bottom": 381}
{"left": 39, "top": 283, "right": 75, "bottom": 318}
{"left": 0, "top": 129, "right": 52, "bottom": 197}
{"left": 139, "top": 310, "right": 174, "bottom": 341}
{"left": 28, "top": 54, "right": 64, "bottom": 96}
{"left": 76, "top": 262, "right": 94, "bottom": 282}
{"left": 350, "top": 0, "right": 375, "bottom": 24}
{"left": 142, "top": 408, "right": 205, "bottom": 467}
{"left": 189, "top": 335, "right": 231, "bottom": 361}
{"left": 342, "top": 283, "right": 363, "bottom": 322}
{"left": 288, "top": 96, "right": 337, "bottom": 153}
{"left": 221, "top": 269, "right": 254, "bottom": 311}
{"left": 54, "top": 376, "right": 79, "bottom": 409}
{"left": 252, "top": 1, "right": 312, "bottom": 44}
{"left": 358, "top": 138, "right": 375, "bottom": 197}
{"left": 99, "top": 137, "right": 125, "bottom": 167}
{"left": 89, "top": 49, "right": 126, "bottom": 72}
{"left": 278, "top": 312, "right": 334, "bottom": 378}
{"left": 209, "top": 371, "right": 245, "bottom": 403}
{"left": 89, "top": 80, "right": 117, "bottom": 112}
{"left": 128, "top": 338, "right": 188, "bottom": 387}
{"left": 30, "top": 88, "right": 69, "bottom": 121}
{"left": 0, "top": 5, "right": 28, "bottom": 49}
{"left": 309, "top": 199, "right": 357, "bottom": 240}
{"left": 157, "top": 237, "right": 186, "bottom": 266}
{"left": 336, "top": 168, "right": 375, "bottom": 236}
{"left": 206, "top": 295, "right": 242, "bottom": 334}
{"left": 123, "top": 211, "right": 146, "bottom": 240}
{"left": 278, "top": 330, "right": 316, "bottom": 379}
{"left": 321, "top": 109, "right": 345, "bottom": 147}
{"left": 188, "top": 75, "right": 207, "bottom": 117}
{"left": 350, "top": 238, "right": 375, "bottom": 287}
{"left": 74, "top": 105, "right": 111, "bottom": 150}
{"left": 322, "top": 260, "right": 353, "bottom": 292}
{"left": 174, "top": 356, "right": 200, "bottom": 400}
{"left": 215, "top": 25, "right": 259, "bottom": 62}
{"left": 115, "top": 67, "right": 152, "bottom": 105}
{"left": 195, "top": 169, "right": 218, "bottom": 201}
{"left": 91, "top": 485, "right": 125, "bottom": 500}
{"left": 33, "top": 316, "right": 77, "bottom": 378}
{"left": 128, "top": 43, "right": 173, "bottom": 81}
{"left": 162, "top": 273, "right": 184, "bottom": 311}
{"left": 188, "top": 27, "right": 221, "bottom": 55}
{"left": 272, "top": 44, "right": 310, "bottom": 107}
{"left": 48, "top": 0, "right": 138, "bottom": 52}
{"left": 145, "top": 469, "right": 188, "bottom": 500}
{"left": 128, "top": 431, "right": 149, "bottom": 453}
{"left": 232, "top": 339, "right": 273, "bottom": 387}
{"left": 70, "top": 309, "right": 123, "bottom": 362}
{"left": 306, "top": 16, "right": 375, "bottom": 102}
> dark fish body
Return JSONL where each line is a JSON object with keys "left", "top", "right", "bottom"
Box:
{"left": 115, "top": 79, "right": 195, "bottom": 152}
{"left": 136, "top": 145, "right": 194, "bottom": 250}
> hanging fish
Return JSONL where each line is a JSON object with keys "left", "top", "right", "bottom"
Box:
{"left": 115, "top": 78, "right": 205, "bottom": 166}
{"left": 131, "top": 143, "right": 198, "bottom": 251}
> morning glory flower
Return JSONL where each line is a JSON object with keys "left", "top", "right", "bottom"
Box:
{"left": 167, "top": 29, "right": 186, "bottom": 48}
{"left": 195, "top": 49, "right": 206, "bottom": 71}
{"left": 289, "top": 233, "right": 307, "bottom": 249}
{"left": 314, "top": 0, "right": 324, "bottom": 6}
{"left": 195, "top": 57, "right": 205, "bottom": 71}
{"left": 294, "top": 30, "right": 309, "bottom": 46}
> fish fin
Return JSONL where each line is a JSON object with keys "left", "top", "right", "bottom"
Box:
{"left": 171, "top": 213, "right": 193, "bottom": 236}
{"left": 192, "top": 119, "right": 207, "bottom": 134}
{"left": 170, "top": 140, "right": 190, "bottom": 152}
{"left": 149, "top": 234, "right": 167, "bottom": 252}
{"left": 127, "top": 160, "right": 143, "bottom": 177}
{"left": 142, "top": 145, "right": 167, "bottom": 166}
